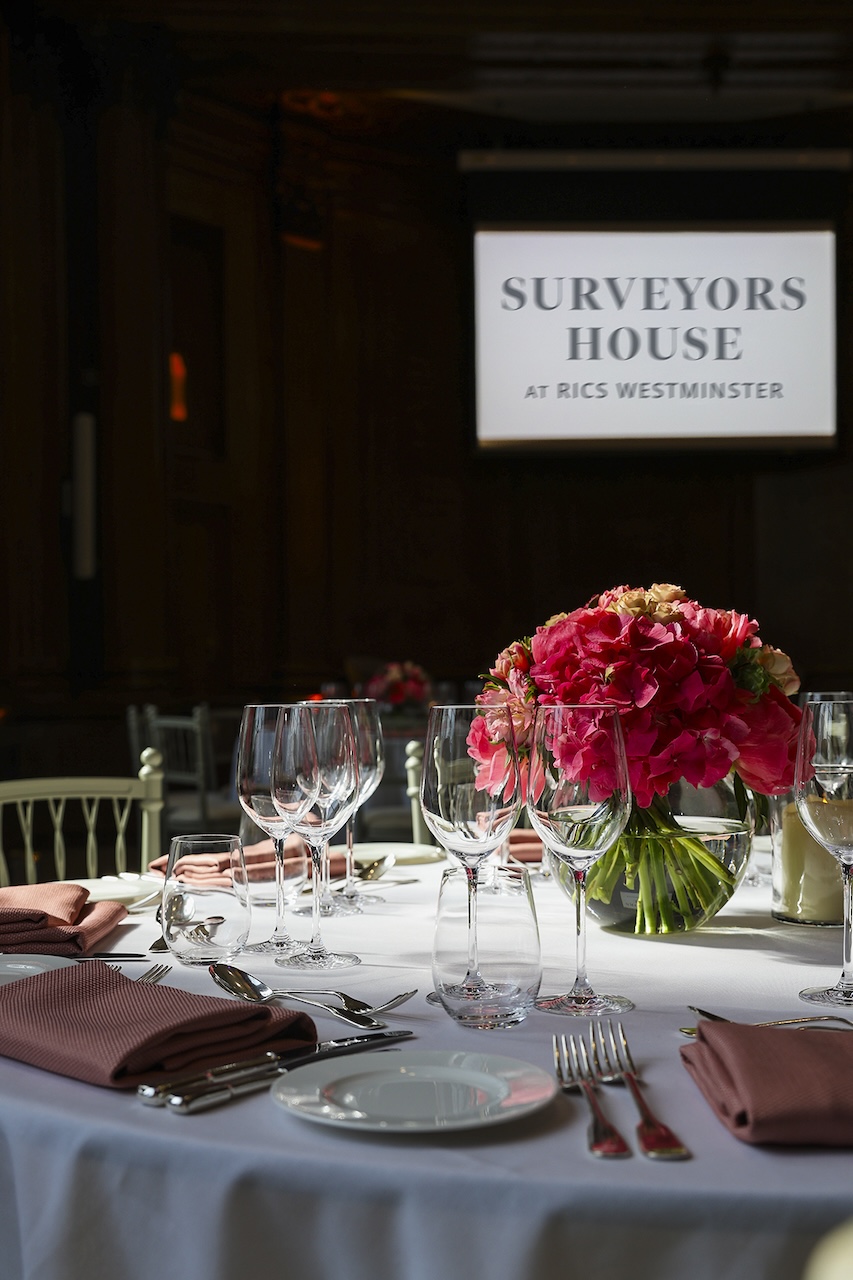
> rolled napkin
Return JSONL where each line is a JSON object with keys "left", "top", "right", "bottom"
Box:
{"left": 0, "top": 882, "right": 127, "bottom": 956}
{"left": 148, "top": 836, "right": 346, "bottom": 885}
{"left": 508, "top": 831, "right": 545, "bottom": 863}
{"left": 0, "top": 961, "right": 317, "bottom": 1088}
{"left": 680, "top": 1020, "right": 853, "bottom": 1146}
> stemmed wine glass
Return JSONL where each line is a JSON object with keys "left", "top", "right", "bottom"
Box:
{"left": 235, "top": 704, "right": 316, "bottom": 955}
{"left": 527, "top": 702, "right": 633, "bottom": 1015}
{"left": 299, "top": 699, "right": 386, "bottom": 914}
{"left": 794, "top": 696, "right": 853, "bottom": 1007}
{"left": 337, "top": 699, "right": 386, "bottom": 908}
{"left": 419, "top": 704, "right": 521, "bottom": 1011}
{"left": 272, "top": 700, "right": 361, "bottom": 969}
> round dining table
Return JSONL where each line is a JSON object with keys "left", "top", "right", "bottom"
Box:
{"left": 0, "top": 846, "right": 851, "bottom": 1280}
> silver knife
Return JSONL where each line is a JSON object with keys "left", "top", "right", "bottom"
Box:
{"left": 139, "top": 1029, "right": 413, "bottom": 1110}
{"left": 166, "top": 1031, "right": 413, "bottom": 1114}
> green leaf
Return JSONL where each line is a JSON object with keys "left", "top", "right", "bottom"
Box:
{"left": 733, "top": 772, "right": 750, "bottom": 824}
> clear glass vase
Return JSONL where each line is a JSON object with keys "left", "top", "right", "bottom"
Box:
{"left": 578, "top": 776, "right": 755, "bottom": 935}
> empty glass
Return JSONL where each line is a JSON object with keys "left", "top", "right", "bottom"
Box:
{"left": 306, "top": 698, "right": 386, "bottom": 914}
{"left": 272, "top": 701, "right": 361, "bottom": 970}
{"left": 161, "top": 834, "right": 251, "bottom": 965}
{"left": 432, "top": 864, "right": 541, "bottom": 1028}
{"left": 794, "top": 697, "right": 853, "bottom": 1006}
{"left": 236, "top": 704, "right": 315, "bottom": 954}
{"left": 527, "top": 702, "right": 633, "bottom": 1015}
{"left": 420, "top": 704, "right": 522, "bottom": 1018}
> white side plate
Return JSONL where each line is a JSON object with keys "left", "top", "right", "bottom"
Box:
{"left": 271, "top": 1049, "right": 556, "bottom": 1133}
{"left": 332, "top": 843, "right": 445, "bottom": 867}
{"left": 0, "top": 955, "right": 77, "bottom": 986}
{"left": 69, "top": 878, "right": 160, "bottom": 906}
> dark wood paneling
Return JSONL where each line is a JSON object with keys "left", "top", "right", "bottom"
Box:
{"left": 0, "top": 23, "right": 70, "bottom": 707}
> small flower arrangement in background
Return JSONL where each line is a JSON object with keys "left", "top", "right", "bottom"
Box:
{"left": 365, "top": 661, "right": 432, "bottom": 712}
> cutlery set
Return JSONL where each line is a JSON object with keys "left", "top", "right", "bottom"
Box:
{"left": 554, "top": 1020, "right": 690, "bottom": 1161}
{"left": 103, "top": 950, "right": 844, "bottom": 1130}
{"left": 138, "top": 1031, "right": 415, "bottom": 1112}
{"left": 208, "top": 961, "right": 417, "bottom": 1029}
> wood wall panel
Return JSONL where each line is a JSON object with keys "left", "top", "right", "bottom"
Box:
{"left": 0, "top": 23, "right": 69, "bottom": 707}
{"left": 4, "top": 13, "right": 853, "bottom": 781}
{"left": 98, "top": 97, "right": 171, "bottom": 692}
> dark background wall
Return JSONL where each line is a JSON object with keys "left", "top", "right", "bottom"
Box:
{"left": 2, "top": 3, "right": 853, "bottom": 776}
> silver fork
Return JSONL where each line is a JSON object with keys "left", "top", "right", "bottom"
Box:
{"left": 552, "top": 1034, "right": 631, "bottom": 1159}
{"left": 589, "top": 1020, "right": 690, "bottom": 1161}
{"left": 135, "top": 964, "right": 172, "bottom": 985}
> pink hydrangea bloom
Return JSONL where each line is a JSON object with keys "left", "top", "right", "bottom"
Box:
{"left": 474, "top": 585, "right": 801, "bottom": 807}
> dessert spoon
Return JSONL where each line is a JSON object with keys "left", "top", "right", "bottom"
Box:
{"left": 209, "top": 963, "right": 388, "bottom": 1030}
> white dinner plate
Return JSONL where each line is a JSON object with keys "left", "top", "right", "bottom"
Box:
{"left": 346, "top": 843, "right": 445, "bottom": 866}
{"left": 270, "top": 1049, "right": 557, "bottom": 1133}
{"left": 69, "top": 877, "right": 160, "bottom": 906}
{"left": 0, "top": 955, "right": 77, "bottom": 986}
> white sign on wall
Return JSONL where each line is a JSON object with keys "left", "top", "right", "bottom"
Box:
{"left": 473, "top": 227, "right": 836, "bottom": 448}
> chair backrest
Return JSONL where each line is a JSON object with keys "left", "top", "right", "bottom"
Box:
{"left": 402, "top": 736, "right": 529, "bottom": 843}
{"left": 0, "top": 748, "right": 164, "bottom": 885}
{"left": 404, "top": 739, "right": 431, "bottom": 845}
{"left": 142, "top": 703, "right": 217, "bottom": 825}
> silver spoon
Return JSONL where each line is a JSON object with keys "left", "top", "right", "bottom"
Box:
{"left": 354, "top": 855, "right": 396, "bottom": 882}
{"left": 209, "top": 963, "right": 388, "bottom": 1030}
{"left": 301, "top": 856, "right": 398, "bottom": 896}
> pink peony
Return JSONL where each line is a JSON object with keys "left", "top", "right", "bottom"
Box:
{"left": 732, "top": 683, "right": 801, "bottom": 794}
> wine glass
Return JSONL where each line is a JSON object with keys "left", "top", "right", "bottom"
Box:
{"left": 337, "top": 699, "right": 386, "bottom": 907}
{"left": 419, "top": 704, "right": 522, "bottom": 1013}
{"left": 294, "top": 699, "right": 386, "bottom": 914}
{"left": 272, "top": 701, "right": 361, "bottom": 970}
{"left": 527, "top": 702, "right": 633, "bottom": 1015}
{"left": 235, "top": 704, "right": 315, "bottom": 955}
{"left": 794, "top": 697, "right": 853, "bottom": 1007}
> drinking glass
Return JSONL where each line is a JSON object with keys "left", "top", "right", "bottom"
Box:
{"left": 419, "top": 704, "right": 522, "bottom": 1014}
{"left": 794, "top": 697, "right": 853, "bottom": 1006}
{"left": 236, "top": 704, "right": 315, "bottom": 955}
{"left": 527, "top": 702, "right": 633, "bottom": 1015}
{"left": 272, "top": 701, "right": 361, "bottom": 969}
{"left": 432, "top": 863, "right": 541, "bottom": 1028}
{"left": 302, "top": 699, "right": 386, "bottom": 913}
{"left": 161, "top": 834, "right": 251, "bottom": 965}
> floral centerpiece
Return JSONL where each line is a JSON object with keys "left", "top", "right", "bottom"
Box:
{"left": 365, "top": 661, "right": 432, "bottom": 713}
{"left": 471, "top": 584, "right": 801, "bottom": 934}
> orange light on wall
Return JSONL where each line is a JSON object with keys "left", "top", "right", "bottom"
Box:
{"left": 169, "top": 352, "right": 188, "bottom": 422}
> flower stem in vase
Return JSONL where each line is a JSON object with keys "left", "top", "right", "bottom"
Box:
{"left": 586, "top": 794, "right": 747, "bottom": 935}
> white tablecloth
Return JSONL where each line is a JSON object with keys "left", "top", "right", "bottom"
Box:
{"left": 1, "top": 854, "right": 851, "bottom": 1280}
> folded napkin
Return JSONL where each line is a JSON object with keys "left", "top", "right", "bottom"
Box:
{"left": 0, "top": 882, "right": 127, "bottom": 956}
{"left": 508, "top": 831, "right": 545, "bottom": 863}
{"left": 148, "top": 837, "right": 345, "bottom": 885}
{"left": 0, "top": 961, "right": 317, "bottom": 1088}
{"left": 681, "top": 1020, "right": 853, "bottom": 1146}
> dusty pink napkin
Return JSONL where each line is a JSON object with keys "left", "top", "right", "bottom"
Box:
{"left": 508, "top": 831, "right": 545, "bottom": 863}
{"left": 148, "top": 837, "right": 345, "bottom": 885}
{"left": 680, "top": 1020, "right": 853, "bottom": 1146}
{"left": 0, "top": 961, "right": 317, "bottom": 1088}
{"left": 0, "top": 883, "right": 127, "bottom": 955}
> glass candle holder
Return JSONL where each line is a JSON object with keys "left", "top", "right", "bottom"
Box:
{"left": 770, "top": 792, "right": 844, "bottom": 926}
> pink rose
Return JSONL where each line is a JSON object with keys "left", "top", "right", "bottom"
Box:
{"left": 756, "top": 645, "right": 801, "bottom": 697}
